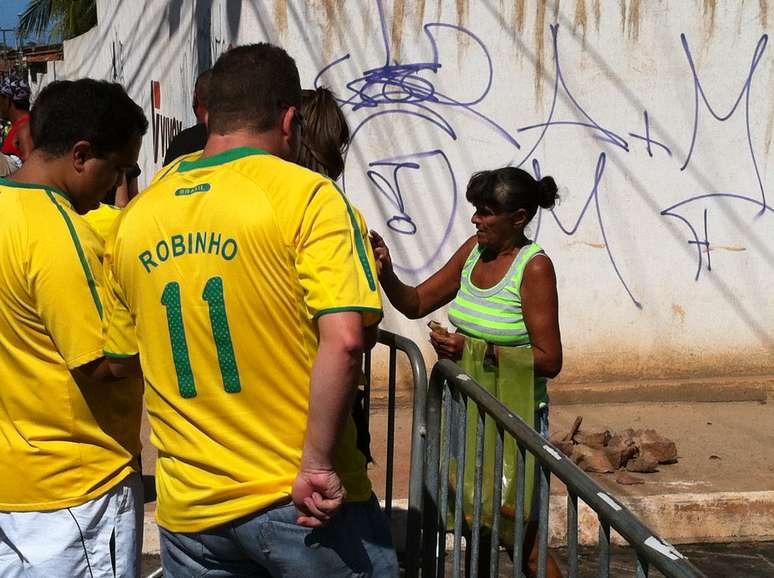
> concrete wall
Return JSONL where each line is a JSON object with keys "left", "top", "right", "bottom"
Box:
{"left": 32, "top": 0, "right": 774, "bottom": 385}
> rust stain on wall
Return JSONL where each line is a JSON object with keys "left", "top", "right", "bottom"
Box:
{"left": 627, "top": 0, "right": 641, "bottom": 40}
{"left": 512, "top": 0, "right": 526, "bottom": 34}
{"left": 571, "top": 240, "right": 606, "bottom": 249}
{"left": 456, "top": 0, "right": 468, "bottom": 26}
{"left": 672, "top": 304, "right": 686, "bottom": 324}
{"left": 273, "top": 0, "right": 288, "bottom": 35}
{"left": 703, "top": 0, "right": 717, "bottom": 39}
{"left": 309, "top": 0, "right": 346, "bottom": 62}
{"left": 761, "top": 0, "right": 769, "bottom": 27}
{"left": 703, "top": 245, "right": 747, "bottom": 253}
{"left": 455, "top": 0, "right": 470, "bottom": 63}
{"left": 593, "top": 0, "right": 601, "bottom": 32}
{"left": 574, "top": 0, "right": 588, "bottom": 41}
{"left": 415, "top": 0, "right": 427, "bottom": 30}
{"left": 391, "top": 0, "right": 407, "bottom": 62}
{"left": 618, "top": 0, "right": 627, "bottom": 33}
{"left": 535, "top": 0, "right": 547, "bottom": 101}
{"left": 553, "top": 0, "right": 562, "bottom": 22}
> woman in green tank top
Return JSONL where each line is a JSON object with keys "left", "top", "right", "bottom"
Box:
{"left": 371, "top": 167, "right": 563, "bottom": 578}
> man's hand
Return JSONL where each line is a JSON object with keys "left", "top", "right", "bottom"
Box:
{"left": 292, "top": 467, "right": 347, "bottom": 528}
{"left": 430, "top": 330, "right": 465, "bottom": 361}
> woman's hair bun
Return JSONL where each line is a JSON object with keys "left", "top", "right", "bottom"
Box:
{"left": 536, "top": 176, "right": 559, "bottom": 210}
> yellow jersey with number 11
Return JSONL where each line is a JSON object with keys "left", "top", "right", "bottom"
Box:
{"left": 103, "top": 147, "right": 382, "bottom": 533}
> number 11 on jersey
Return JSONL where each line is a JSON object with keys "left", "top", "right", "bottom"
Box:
{"left": 161, "top": 276, "right": 242, "bottom": 398}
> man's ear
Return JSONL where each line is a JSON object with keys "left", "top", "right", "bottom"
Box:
{"left": 71, "top": 140, "right": 94, "bottom": 173}
{"left": 280, "top": 106, "right": 296, "bottom": 138}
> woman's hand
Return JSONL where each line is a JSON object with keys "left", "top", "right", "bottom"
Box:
{"left": 369, "top": 230, "right": 393, "bottom": 279}
{"left": 430, "top": 330, "right": 465, "bottom": 361}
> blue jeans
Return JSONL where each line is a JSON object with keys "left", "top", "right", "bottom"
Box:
{"left": 159, "top": 494, "right": 399, "bottom": 577}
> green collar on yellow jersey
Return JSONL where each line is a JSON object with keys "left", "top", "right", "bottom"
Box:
{"left": 0, "top": 176, "right": 71, "bottom": 206}
{"left": 177, "top": 146, "right": 270, "bottom": 172}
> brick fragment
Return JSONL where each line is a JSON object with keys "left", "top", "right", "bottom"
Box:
{"left": 571, "top": 444, "right": 615, "bottom": 473}
{"left": 634, "top": 429, "right": 678, "bottom": 464}
{"left": 626, "top": 457, "right": 659, "bottom": 473}
{"left": 573, "top": 430, "right": 611, "bottom": 448}
{"left": 615, "top": 472, "right": 645, "bottom": 485}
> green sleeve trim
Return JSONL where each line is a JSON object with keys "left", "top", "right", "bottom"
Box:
{"left": 331, "top": 184, "right": 377, "bottom": 291}
{"left": 313, "top": 306, "right": 383, "bottom": 321}
{"left": 103, "top": 351, "right": 138, "bottom": 359}
{"left": 45, "top": 191, "right": 103, "bottom": 319}
{"left": 177, "top": 147, "right": 270, "bottom": 172}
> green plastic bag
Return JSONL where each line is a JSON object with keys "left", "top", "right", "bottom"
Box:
{"left": 447, "top": 336, "right": 535, "bottom": 548}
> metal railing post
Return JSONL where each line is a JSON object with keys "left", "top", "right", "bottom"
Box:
{"left": 418, "top": 359, "right": 707, "bottom": 578}
{"left": 567, "top": 492, "right": 579, "bottom": 578}
{"left": 537, "top": 463, "right": 551, "bottom": 578}
{"left": 422, "top": 365, "right": 444, "bottom": 578}
{"left": 367, "top": 330, "right": 427, "bottom": 577}
{"left": 385, "top": 345, "right": 397, "bottom": 517}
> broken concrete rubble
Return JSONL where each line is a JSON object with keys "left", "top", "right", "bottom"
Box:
{"left": 549, "top": 416, "right": 679, "bottom": 483}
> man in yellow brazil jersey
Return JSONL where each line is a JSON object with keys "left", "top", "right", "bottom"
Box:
{"left": 0, "top": 79, "right": 147, "bottom": 576}
{"left": 102, "top": 44, "right": 399, "bottom": 576}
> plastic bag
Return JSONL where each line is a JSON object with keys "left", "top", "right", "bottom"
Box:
{"left": 447, "top": 336, "right": 535, "bottom": 548}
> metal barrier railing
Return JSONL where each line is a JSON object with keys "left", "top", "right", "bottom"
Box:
{"left": 364, "top": 329, "right": 428, "bottom": 564}
{"left": 413, "top": 359, "right": 707, "bottom": 578}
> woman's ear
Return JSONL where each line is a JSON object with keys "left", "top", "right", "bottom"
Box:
{"left": 513, "top": 208, "right": 529, "bottom": 228}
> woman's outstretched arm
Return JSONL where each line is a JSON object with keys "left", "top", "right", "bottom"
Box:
{"left": 370, "top": 231, "right": 477, "bottom": 319}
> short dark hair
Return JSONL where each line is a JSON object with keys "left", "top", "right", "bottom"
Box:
{"left": 12, "top": 98, "right": 30, "bottom": 112}
{"left": 30, "top": 79, "right": 148, "bottom": 157}
{"left": 466, "top": 167, "right": 559, "bottom": 222}
{"left": 298, "top": 87, "right": 349, "bottom": 180}
{"left": 207, "top": 43, "right": 301, "bottom": 135}
{"left": 194, "top": 69, "right": 212, "bottom": 108}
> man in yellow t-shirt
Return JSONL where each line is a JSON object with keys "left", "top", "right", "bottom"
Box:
{"left": 0, "top": 79, "right": 147, "bottom": 576}
{"left": 103, "top": 44, "right": 398, "bottom": 576}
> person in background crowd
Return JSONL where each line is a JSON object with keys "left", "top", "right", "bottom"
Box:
{"left": 84, "top": 163, "right": 142, "bottom": 238}
{"left": 162, "top": 68, "right": 211, "bottom": 165}
{"left": 0, "top": 78, "right": 147, "bottom": 577}
{"left": 0, "top": 76, "right": 33, "bottom": 163}
{"left": 0, "top": 153, "right": 13, "bottom": 177}
{"left": 297, "top": 86, "right": 375, "bottom": 463}
{"left": 370, "top": 167, "right": 563, "bottom": 578}
{"left": 297, "top": 87, "right": 349, "bottom": 181}
{"left": 102, "top": 43, "right": 398, "bottom": 577}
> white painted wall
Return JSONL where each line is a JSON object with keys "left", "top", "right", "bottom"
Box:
{"left": 33, "top": 0, "right": 774, "bottom": 383}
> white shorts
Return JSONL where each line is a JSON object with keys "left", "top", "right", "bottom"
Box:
{"left": 0, "top": 472, "right": 143, "bottom": 578}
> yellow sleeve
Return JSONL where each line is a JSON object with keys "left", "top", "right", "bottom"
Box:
{"left": 295, "top": 183, "right": 382, "bottom": 327}
{"left": 29, "top": 213, "right": 104, "bottom": 369}
{"left": 101, "top": 217, "right": 139, "bottom": 358}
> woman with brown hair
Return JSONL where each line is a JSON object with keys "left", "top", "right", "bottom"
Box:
{"left": 297, "top": 87, "right": 350, "bottom": 181}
